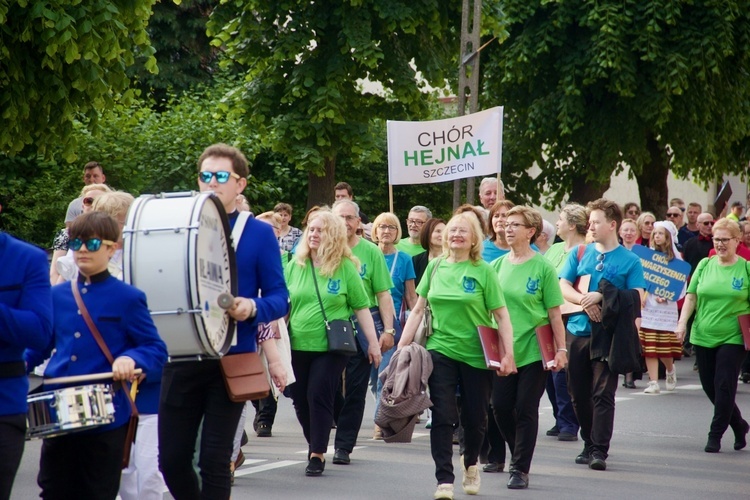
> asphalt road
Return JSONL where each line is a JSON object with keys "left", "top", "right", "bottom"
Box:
{"left": 11, "top": 357, "right": 750, "bottom": 499}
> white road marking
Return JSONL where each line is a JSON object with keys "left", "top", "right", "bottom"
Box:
{"left": 234, "top": 460, "right": 305, "bottom": 476}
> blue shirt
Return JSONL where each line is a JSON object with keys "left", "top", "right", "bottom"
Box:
{"left": 559, "top": 244, "right": 646, "bottom": 337}
{"left": 482, "top": 239, "right": 540, "bottom": 263}
{"left": 384, "top": 251, "right": 416, "bottom": 315}
{"left": 0, "top": 233, "right": 53, "bottom": 416}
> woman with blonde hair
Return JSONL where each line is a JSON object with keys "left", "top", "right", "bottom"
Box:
{"left": 635, "top": 212, "right": 656, "bottom": 247}
{"left": 398, "top": 212, "right": 515, "bottom": 499}
{"left": 676, "top": 218, "right": 750, "bottom": 453}
{"left": 619, "top": 218, "right": 638, "bottom": 251}
{"left": 285, "top": 210, "right": 381, "bottom": 476}
{"left": 640, "top": 221, "right": 683, "bottom": 395}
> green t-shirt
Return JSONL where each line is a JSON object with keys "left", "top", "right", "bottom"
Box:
{"left": 544, "top": 241, "right": 573, "bottom": 273}
{"left": 687, "top": 257, "right": 750, "bottom": 348}
{"left": 417, "top": 259, "right": 506, "bottom": 370}
{"left": 397, "top": 238, "right": 426, "bottom": 257}
{"left": 492, "top": 253, "right": 564, "bottom": 367}
{"left": 285, "top": 258, "right": 369, "bottom": 352}
{"left": 352, "top": 238, "right": 394, "bottom": 307}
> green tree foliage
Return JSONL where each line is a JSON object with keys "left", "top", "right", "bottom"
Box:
{"left": 482, "top": 1, "right": 750, "bottom": 213}
{"left": 0, "top": 0, "right": 159, "bottom": 157}
{"left": 208, "top": 0, "right": 460, "bottom": 208}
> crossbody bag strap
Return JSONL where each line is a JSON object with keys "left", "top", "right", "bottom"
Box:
{"left": 309, "top": 260, "right": 330, "bottom": 325}
{"left": 70, "top": 280, "right": 138, "bottom": 417}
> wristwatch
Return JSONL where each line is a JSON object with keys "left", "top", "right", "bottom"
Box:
{"left": 382, "top": 329, "right": 396, "bottom": 336}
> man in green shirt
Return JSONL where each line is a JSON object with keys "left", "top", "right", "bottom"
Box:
{"left": 332, "top": 200, "right": 395, "bottom": 465}
{"left": 397, "top": 205, "right": 432, "bottom": 257}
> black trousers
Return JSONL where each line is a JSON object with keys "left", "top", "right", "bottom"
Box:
{"left": 429, "top": 351, "right": 492, "bottom": 484}
{"left": 0, "top": 414, "right": 26, "bottom": 500}
{"left": 252, "top": 394, "right": 278, "bottom": 428}
{"left": 158, "top": 360, "right": 244, "bottom": 500}
{"left": 481, "top": 405, "right": 506, "bottom": 464}
{"left": 38, "top": 424, "right": 128, "bottom": 500}
{"left": 334, "top": 342, "right": 371, "bottom": 453}
{"left": 290, "top": 350, "right": 349, "bottom": 454}
{"left": 566, "top": 332, "right": 618, "bottom": 458}
{"left": 694, "top": 344, "right": 747, "bottom": 439}
{"left": 492, "top": 362, "right": 547, "bottom": 474}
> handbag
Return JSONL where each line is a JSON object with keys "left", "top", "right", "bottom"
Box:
{"left": 414, "top": 258, "right": 442, "bottom": 346}
{"left": 310, "top": 260, "right": 357, "bottom": 355}
{"left": 71, "top": 281, "right": 139, "bottom": 470}
{"left": 219, "top": 351, "right": 271, "bottom": 402}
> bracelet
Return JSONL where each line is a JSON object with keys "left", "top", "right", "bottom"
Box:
{"left": 382, "top": 329, "right": 396, "bottom": 336}
{"left": 557, "top": 348, "right": 568, "bottom": 353}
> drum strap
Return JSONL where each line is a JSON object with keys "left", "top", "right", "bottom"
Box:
{"left": 70, "top": 280, "right": 140, "bottom": 419}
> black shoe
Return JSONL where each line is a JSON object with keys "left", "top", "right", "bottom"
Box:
{"left": 558, "top": 431, "right": 578, "bottom": 442}
{"left": 546, "top": 425, "right": 560, "bottom": 437}
{"left": 240, "top": 430, "right": 249, "bottom": 447}
{"left": 482, "top": 462, "right": 504, "bottom": 473}
{"left": 589, "top": 452, "right": 606, "bottom": 471}
{"left": 256, "top": 423, "right": 272, "bottom": 438}
{"left": 623, "top": 381, "right": 636, "bottom": 389}
{"left": 734, "top": 420, "right": 749, "bottom": 450}
{"left": 741, "top": 372, "right": 750, "bottom": 384}
{"left": 305, "top": 457, "right": 325, "bottom": 476}
{"left": 574, "top": 447, "right": 591, "bottom": 465}
{"left": 332, "top": 449, "right": 350, "bottom": 465}
{"left": 507, "top": 469, "right": 529, "bottom": 489}
{"left": 705, "top": 436, "right": 721, "bottom": 453}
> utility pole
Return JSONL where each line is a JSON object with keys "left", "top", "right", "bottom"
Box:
{"left": 453, "top": 0, "right": 482, "bottom": 209}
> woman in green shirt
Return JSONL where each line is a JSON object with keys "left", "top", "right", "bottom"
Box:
{"left": 285, "top": 210, "right": 381, "bottom": 476}
{"left": 676, "top": 218, "right": 749, "bottom": 453}
{"left": 491, "top": 206, "right": 568, "bottom": 490}
{"left": 398, "top": 213, "right": 515, "bottom": 499}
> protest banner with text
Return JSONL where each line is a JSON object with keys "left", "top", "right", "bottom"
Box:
{"left": 630, "top": 245, "right": 690, "bottom": 301}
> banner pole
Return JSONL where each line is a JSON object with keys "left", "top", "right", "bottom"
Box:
{"left": 389, "top": 184, "right": 394, "bottom": 214}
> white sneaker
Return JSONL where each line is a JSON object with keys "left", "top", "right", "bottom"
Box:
{"left": 434, "top": 483, "right": 454, "bottom": 499}
{"left": 644, "top": 380, "right": 661, "bottom": 394}
{"left": 666, "top": 369, "right": 677, "bottom": 391}
{"left": 462, "top": 464, "right": 481, "bottom": 495}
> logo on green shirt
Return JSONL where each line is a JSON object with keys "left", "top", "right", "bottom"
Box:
{"left": 732, "top": 276, "right": 744, "bottom": 291}
{"left": 525, "top": 277, "right": 540, "bottom": 295}
{"left": 359, "top": 263, "right": 367, "bottom": 279}
{"left": 462, "top": 276, "right": 477, "bottom": 293}
{"left": 327, "top": 279, "right": 341, "bottom": 294}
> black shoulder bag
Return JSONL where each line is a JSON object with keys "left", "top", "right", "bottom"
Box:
{"left": 310, "top": 260, "right": 357, "bottom": 355}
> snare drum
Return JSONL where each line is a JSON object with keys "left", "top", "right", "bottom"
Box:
{"left": 27, "top": 384, "right": 115, "bottom": 439}
{"left": 123, "top": 192, "right": 237, "bottom": 359}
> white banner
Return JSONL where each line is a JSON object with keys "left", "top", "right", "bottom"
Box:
{"left": 387, "top": 106, "right": 503, "bottom": 185}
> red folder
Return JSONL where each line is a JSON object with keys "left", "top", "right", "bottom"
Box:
{"left": 737, "top": 314, "right": 750, "bottom": 350}
{"left": 535, "top": 324, "right": 557, "bottom": 370}
{"left": 560, "top": 274, "right": 591, "bottom": 316}
{"left": 477, "top": 325, "right": 506, "bottom": 370}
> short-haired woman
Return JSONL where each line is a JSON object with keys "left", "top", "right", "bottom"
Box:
{"left": 636, "top": 212, "right": 656, "bottom": 247}
{"left": 26, "top": 211, "right": 168, "bottom": 499}
{"left": 676, "top": 218, "right": 750, "bottom": 453}
{"left": 413, "top": 218, "right": 446, "bottom": 285}
{"left": 398, "top": 213, "right": 515, "bottom": 499}
{"left": 285, "top": 210, "right": 381, "bottom": 476}
{"left": 482, "top": 200, "right": 515, "bottom": 262}
{"left": 491, "top": 206, "right": 567, "bottom": 489}
{"left": 619, "top": 218, "right": 638, "bottom": 251}
{"left": 274, "top": 202, "right": 303, "bottom": 252}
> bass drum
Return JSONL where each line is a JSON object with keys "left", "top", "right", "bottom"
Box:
{"left": 123, "top": 191, "right": 237, "bottom": 359}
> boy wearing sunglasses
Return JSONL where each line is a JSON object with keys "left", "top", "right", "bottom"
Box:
{"left": 558, "top": 199, "right": 645, "bottom": 472}
{"left": 158, "top": 144, "right": 289, "bottom": 500}
{"left": 25, "top": 211, "right": 168, "bottom": 499}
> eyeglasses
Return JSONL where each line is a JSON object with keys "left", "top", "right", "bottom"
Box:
{"left": 69, "top": 237, "right": 115, "bottom": 252}
{"left": 712, "top": 237, "right": 734, "bottom": 245}
{"left": 595, "top": 253, "right": 605, "bottom": 272}
{"left": 448, "top": 228, "right": 470, "bottom": 236}
{"left": 504, "top": 222, "right": 529, "bottom": 230}
{"left": 339, "top": 215, "right": 359, "bottom": 222}
{"left": 198, "top": 171, "right": 241, "bottom": 184}
{"left": 377, "top": 224, "right": 398, "bottom": 232}
{"left": 666, "top": 213, "right": 681, "bottom": 218}
{"left": 82, "top": 197, "right": 95, "bottom": 207}
{"left": 701, "top": 221, "right": 714, "bottom": 226}
{"left": 407, "top": 219, "right": 425, "bottom": 226}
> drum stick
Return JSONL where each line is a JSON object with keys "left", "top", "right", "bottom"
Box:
{"left": 43, "top": 369, "right": 143, "bottom": 386}
{"left": 217, "top": 292, "right": 235, "bottom": 310}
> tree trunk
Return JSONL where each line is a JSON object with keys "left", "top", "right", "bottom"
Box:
{"left": 635, "top": 134, "right": 670, "bottom": 219}
{"left": 568, "top": 172, "right": 610, "bottom": 206}
{"left": 306, "top": 156, "right": 336, "bottom": 210}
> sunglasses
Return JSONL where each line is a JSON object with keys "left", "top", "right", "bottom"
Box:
{"left": 701, "top": 221, "right": 714, "bottom": 226}
{"left": 69, "top": 237, "right": 115, "bottom": 252}
{"left": 666, "top": 213, "right": 681, "bottom": 218}
{"left": 198, "top": 171, "right": 241, "bottom": 184}
{"left": 82, "top": 197, "right": 95, "bottom": 207}
{"left": 595, "top": 252, "right": 606, "bottom": 272}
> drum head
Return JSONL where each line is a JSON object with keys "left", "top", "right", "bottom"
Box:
{"left": 189, "top": 193, "right": 237, "bottom": 356}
